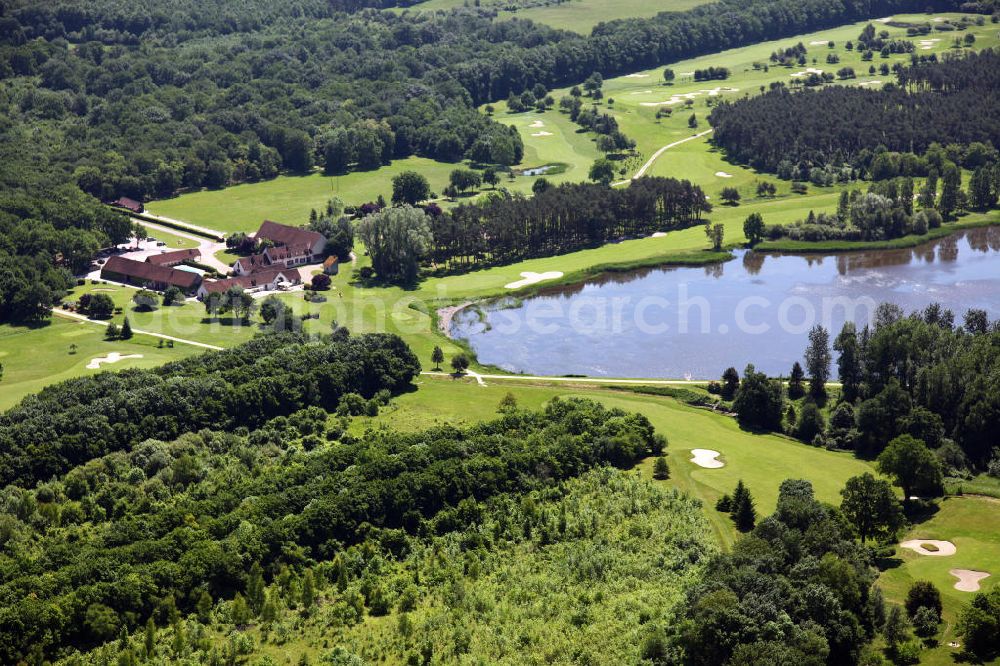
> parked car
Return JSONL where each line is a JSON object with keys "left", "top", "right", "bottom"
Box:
{"left": 156, "top": 241, "right": 166, "bottom": 246}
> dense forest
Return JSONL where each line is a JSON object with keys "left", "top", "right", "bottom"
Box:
{"left": 0, "top": 331, "right": 421, "bottom": 488}
{"left": 0, "top": 0, "right": 978, "bottom": 203}
{"left": 726, "top": 302, "right": 1000, "bottom": 470}
{"left": 670, "top": 479, "right": 883, "bottom": 664}
{"left": 0, "top": 389, "right": 672, "bottom": 663}
{"left": 710, "top": 49, "right": 1000, "bottom": 177}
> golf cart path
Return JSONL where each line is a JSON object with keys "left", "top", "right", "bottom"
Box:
{"left": 614, "top": 129, "right": 714, "bottom": 186}
{"left": 54, "top": 308, "right": 224, "bottom": 351}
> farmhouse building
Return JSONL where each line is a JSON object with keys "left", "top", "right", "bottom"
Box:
{"left": 196, "top": 267, "right": 301, "bottom": 300}
{"left": 232, "top": 221, "right": 327, "bottom": 276}
{"left": 146, "top": 248, "right": 201, "bottom": 267}
{"left": 254, "top": 220, "right": 326, "bottom": 259}
{"left": 101, "top": 256, "right": 201, "bottom": 293}
{"left": 110, "top": 197, "right": 144, "bottom": 214}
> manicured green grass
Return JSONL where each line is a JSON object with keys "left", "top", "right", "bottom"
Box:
{"left": 757, "top": 211, "right": 1000, "bottom": 252}
{"left": 141, "top": 226, "right": 201, "bottom": 250}
{"left": 878, "top": 497, "right": 1000, "bottom": 665}
{"left": 148, "top": 157, "right": 459, "bottom": 234}
{"left": 0, "top": 317, "right": 193, "bottom": 411}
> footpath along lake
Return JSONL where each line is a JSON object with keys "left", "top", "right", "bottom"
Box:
{"left": 452, "top": 226, "right": 1000, "bottom": 379}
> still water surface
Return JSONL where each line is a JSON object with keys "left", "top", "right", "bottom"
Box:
{"left": 452, "top": 226, "right": 1000, "bottom": 378}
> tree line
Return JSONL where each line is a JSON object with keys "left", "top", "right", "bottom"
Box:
{"left": 725, "top": 303, "right": 999, "bottom": 473}
{"left": 425, "top": 177, "right": 711, "bottom": 273}
{"left": 709, "top": 49, "right": 1000, "bottom": 178}
{"left": 0, "top": 332, "right": 421, "bottom": 488}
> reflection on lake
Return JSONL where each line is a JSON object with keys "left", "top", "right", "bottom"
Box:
{"left": 452, "top": 226, "right": 1000, "bottom": 379}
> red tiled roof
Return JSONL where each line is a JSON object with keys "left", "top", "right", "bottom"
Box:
{"left": 256, "top": 220, "right": 324, "bottom": 249}
{"left": 323, "top": 255, "right": 339, "bottom": 268}
{"left": 265, "top": 245, "right": 311, "bottom": 262}
{"left": 112, "top": 197, "right": 144, "bottom": 213}
{"left": 101, "top": 255, "right": 200, "bottom": 289}
{"left": 234, "top": 254, "right": 269, "bottom": 272}
{"left": 200, "top": 267, "right": 299, "bottom": 294}
{"left": 146, "top": 248, "right": 201, "bottom": 265}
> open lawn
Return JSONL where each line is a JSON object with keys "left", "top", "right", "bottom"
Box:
{"left": 0, "top": 317, "right": 193, "bottom": 411}
{"left": 878, "top": 496, "right": 1000, "bottom": 664}
{"left": 147, "top": 158, "right": 459, "bottom": 234}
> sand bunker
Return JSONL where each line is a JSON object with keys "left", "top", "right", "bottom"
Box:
{"left": 529, "top": 120, "right": 545, "bottom": 128}
{"left": 651, "top": 232, "right": 668, "bottom": 238}
{"left": 690, "top": 449, "right": 724, "bottom": 468}
{"left": 918, "top": 38, "right": 942, "bottom": 50}
{"left": 858, "top": 80, "right": 883, "bottom": 86}
{"left": 640, "top": 87, "right": 739, "bottom": 106}
{"left": 531, "top": 131, "right": 553, "bottom": 137}
{"left": 87, "top": 352, "right": 144, "bottom": 370}
{"left": 715, "top": 171, "right": 733, "bottom": 178}
{"left": 505, "top": 271, "right": 564, "bottom": 289}
{"left": 900, "top": 539, "right": 957, "bottom": 556}
{"left": 680, "top": 71, "right": 694, "bottom": 76}
{"left": 951, "top": 569, "right": 990, "bottom": 592}
{"left": 629, "top": 90, "right": 654, "bottom": 95}
{"left": 791, "top": 67, "right": 824, "bottom": 78}
{"left": 809, "top": 40, "right": 830, "bottom": 45}
{"left": 624, "top": 73, "right": 649, "bottom": 78}
{"left": 876, "top": 16, "right": 892, "bottom": 22}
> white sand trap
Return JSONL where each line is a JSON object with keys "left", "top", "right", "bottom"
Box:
{"left": 629, "top": 90, "right": 654, "bottom": 95}
{"left": 932, "top": 16, "right": 945, "bottom": 22}
{"left": 900, "top": 539, "right": 957, "bottom": 556}
{"left": 690, "top": 449, "right": 724, "bottom": 468}
{"left": 791, "top": 67, "right": 824, "bottom": 78}
{"left": 529, "top": 120, "right": 545, "bottom": 128}
{"left": 624, "top": 73, "right": 649, "bottom": 78}
{"left": 809, "top": 40, "right": 829, "bottom": 45}
{"left": 505, "top": 271, "right": 564, "bottom": 289}
{"left": 640, "top": 90, "right": 712, "bottom": 107}
{"left": 531, "top": 131, "right": 553, "bottom": 137}
{"left": 680, "top": 72, "right": 694, "bottom": 76}
{"left": 651, "top": 232, "right": 668, "bottom": 238}
{"left": 715, "top": 171, "right": 733, "bottom": 178}
{"left": 859, "top": 80, "right": 883, "bottom": 86}
{"left": 951, "top": 569, "right": 990, "bottom": 592}
{"left": 87, "top": 352, "right": 144, "bottom": 370}
{"left": 876, "top": 16, "right": 892, "bottom": 22}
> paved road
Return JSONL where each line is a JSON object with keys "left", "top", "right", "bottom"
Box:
{"left": 613, "top": 128, "right": 714, "bottom": 186}
{"left": 53, "top": 308, "right": 225, "bottom": 350}
{"left": 140, "top": 221, "right": 232, "bottom": 273}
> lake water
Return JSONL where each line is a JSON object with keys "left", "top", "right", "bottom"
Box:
{"left": 452, "top": 226, "right": 1000, "bottom": 379}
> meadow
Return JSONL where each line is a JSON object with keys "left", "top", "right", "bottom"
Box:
{"left": 394, "top": 0, "right": 710, "bottom": 34}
